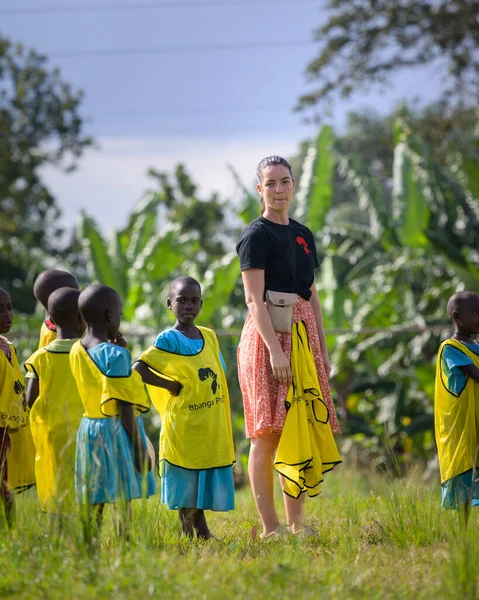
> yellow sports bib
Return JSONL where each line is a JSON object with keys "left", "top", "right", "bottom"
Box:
{"left": 69, "top": 341, "right": 150, "bottom": 418}
{"left": 274, "top": 321, "right": 341, "bottom": 498}
{"left": 1, "top": 337, "right": 35, "bottom": 494}
{"left": 25, "top": 340, "right": 83, "bottom": 513}
{"left": 39, "top": 321, "right": 57, "bottom": 349}
{"left": 139, "top": 327, "right": 235, "bottom": 470}
{"left": 435, "top": 339, "right": 479, "bottom": 483}
{"left": 0, "top": 338, "right": 28, "bottom": 429}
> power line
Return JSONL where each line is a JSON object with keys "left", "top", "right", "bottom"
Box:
{"left": 48, "top": 39, "right": 312, "bottom": 59}
{"left": 1, "top": 0, "right": 319, "bottom": 16}
{"left": 91, "top": 104, "right": 295, "bottom": 118}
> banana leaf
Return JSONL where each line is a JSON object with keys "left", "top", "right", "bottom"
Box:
{"left": 77, "top": 211, "right": 115, "bottom": 288}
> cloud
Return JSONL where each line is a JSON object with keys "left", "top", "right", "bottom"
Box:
{"left": 41, "top": 131, "right": 310, "bottom": 235}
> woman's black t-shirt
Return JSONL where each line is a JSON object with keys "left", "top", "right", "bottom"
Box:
{"left": 236, "top": 216, "right": 319, "bottom": 300}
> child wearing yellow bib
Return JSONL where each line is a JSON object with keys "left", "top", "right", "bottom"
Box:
{"left": 71, "top": 284, "right": 155, "bottom": 537}
{"left": 134, "top": 276, "right": 235, "bottom": 539}
{"left": 435, "top": 291, "right": 479, "bottom": 525}
{"left": 25, "top": 287, "right": 85, "bottom": 516}
{"left": 0, "top": 288, "right": 29, "bottom": 526}
{"left": 34, "top": 269, "right": 80, "bottom": 351}
{"left": 7, "top": 269, "right": 79, "bottom": 496}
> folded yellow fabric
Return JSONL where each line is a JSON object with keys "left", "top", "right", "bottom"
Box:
{"left": 274, "top": 320, "right": 341, "bottom": 498}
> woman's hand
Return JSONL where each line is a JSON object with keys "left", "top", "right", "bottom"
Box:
{"left": 270, "top": 348, "right": 292, "bottom": 387}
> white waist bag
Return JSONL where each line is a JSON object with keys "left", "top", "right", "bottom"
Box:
{"left": 266, "top": 290, "right": 298, "bottom": 334}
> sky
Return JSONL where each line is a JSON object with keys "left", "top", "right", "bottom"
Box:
{"left": 2, "top": 0, "right": 444, "bottom": 235}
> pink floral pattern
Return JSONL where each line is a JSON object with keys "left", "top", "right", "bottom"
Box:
{"left": 237, "top": 298, "right": 340, "bottom": 439}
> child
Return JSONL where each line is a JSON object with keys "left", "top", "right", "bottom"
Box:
{"left": 435, "top": 291, "right": 479, "bottom": 525}
{"left": 33, "top": 269, "right": 79, "bottom": 349}
{"left": 69, "top": 284, "right": 155, "bottom": 536}
{"left": 25, "top": 287, "right": 85, "bottom": 517}
{"left": 0, "top": 288, "right": 29, "bottom": 527}
{"left": 7, "top": 269, "right": 79, "bottom": 495}
{"left": 133, "top": 276, "right": 235, "bottom": 539}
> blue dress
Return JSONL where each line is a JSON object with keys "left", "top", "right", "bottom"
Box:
{"left": 440, "top": 341, "right": 479, "bottom": 509}
{"left": 75, "top": 343, "right": 156, "bottom": 505}
{"left": 154, "top": 329, "right": 235, "bottom": 511}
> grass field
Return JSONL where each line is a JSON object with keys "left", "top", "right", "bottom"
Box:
{"left": 1, "top": 469, "right": 477, "bottom": 600}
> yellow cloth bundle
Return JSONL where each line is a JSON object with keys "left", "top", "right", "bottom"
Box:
{"left": 274, "top": 320, "right": 341, "bottom": 498}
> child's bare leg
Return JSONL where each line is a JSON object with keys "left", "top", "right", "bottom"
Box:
{"left": 0, "top": 430, "right": 13, "bottom": 529}
{"left": 115, "top": 501, "right": 132, "bottom": 540}
{"left": 193, "top": 510, "right": 213, "bottom": 540}
{"left": 279, "top": 475, "right": 305, "bottom": 533}
{"left": 0, "top": 490, "right": 15, "bottom": 530}
{"left": 82, "top": 502, "right": 105, "bottom": 544}
{"left": 179, "top": 507, "right": 196, "bottom": 537}
{"left": 93, "top": 503, "right": 105, "bottom": 530}
{"left": 48, "top": 513, "right": 62, "bottom": 537}
{"left": 459, "top": 500, "right": 472, "bottom": 530}
{"left": 248, "top": 433, "right": 281, "bottom": 536}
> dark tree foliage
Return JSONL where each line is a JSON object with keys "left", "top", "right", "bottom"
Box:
{"left": 147, "top": 164, "right": 226, "bottom": 267}
{"left": 0, "top": 37, "right": 92, "bottom": 312}
{"left": 298, "top": 0, "right": 479, "bottom": 109}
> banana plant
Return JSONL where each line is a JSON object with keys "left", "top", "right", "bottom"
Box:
{"left": 77, "top": 193, "right": 198, "bottom": 326}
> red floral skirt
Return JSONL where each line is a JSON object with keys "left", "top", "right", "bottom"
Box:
{"left": 237, "top": 298, "right": 340, "bottom": 439}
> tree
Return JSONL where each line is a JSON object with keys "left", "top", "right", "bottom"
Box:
{"left": 0, "top": 36, "right": 92, "bottom": 312}
{"left": 298, "top": 0, "right": 479, "bottom": 110}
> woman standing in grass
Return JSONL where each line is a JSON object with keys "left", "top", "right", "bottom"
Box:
{"left": 236, "top": 156, "right": 341, "bottom": 538}
{"left": 435, "top": 291, "right": 479, "bottom": 526}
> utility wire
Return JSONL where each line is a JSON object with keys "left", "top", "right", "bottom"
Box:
{"left": 1, "top": 0, "right": 319, "bottom": 16}
{"left": 91, "top": 104, "right": 296, "bottom": 117}
{"left": 49, "top": 39, "right": 312, "bottom": 59}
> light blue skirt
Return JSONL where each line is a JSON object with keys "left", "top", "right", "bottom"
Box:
{"left": 160, "top": 461, "right": 235, "bottom": 511}
{"left": 441, "top": 469, "right": 479, "bottom": 509}
{"left": 76, "top": 415, "right": 156, "bottom": 505}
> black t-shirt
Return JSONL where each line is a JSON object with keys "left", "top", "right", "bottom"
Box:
{"left": 236, "top": 216, "right": 319, "bottom": 300}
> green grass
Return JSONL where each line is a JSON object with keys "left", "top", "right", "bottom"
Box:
{"left": 1, "top": 470, "right": 478, "bottom": 599}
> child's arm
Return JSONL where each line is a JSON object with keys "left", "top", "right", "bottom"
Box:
{"left": 117, "top": 400, "right": 151, "bottom": 472}
{"left": 132, "top": 360, "right": 182, "bottom": 396}
{"left": 26, "top": 379, "right": 39, "bottom": 409}
{"left": 459, "top": 364, "right": 479, "bottom": 383}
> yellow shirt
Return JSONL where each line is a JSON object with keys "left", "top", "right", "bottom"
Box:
{"left": 274, "top": 321, "right": 341, "bottom": 498}
{"left": 138, "top": 327, "right": 235, "bottom": 470}
{"left": 0, "top": 337, "right": 28, "bottom": 430}
{"left": 69, "top": 341, "right": 150, "bottom": 418}
{"left": 25, "top": 339, "right": 83, "bottom": 513}
{"left": 435, "top": 338, "right": 479, "bottom": 483}
{"left": 38, "top": 321, "right": 57, "bottom": 349}
{"left": 3, "top": 336, "right": 35, "bottom": 493}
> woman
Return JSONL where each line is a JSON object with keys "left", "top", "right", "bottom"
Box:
{"left": 236, "top": 155, "right": 340, "bottom": 538}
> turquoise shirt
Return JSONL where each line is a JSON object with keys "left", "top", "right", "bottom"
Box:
{"left": 441, "top": 341, "right": 479, "bottom": 395}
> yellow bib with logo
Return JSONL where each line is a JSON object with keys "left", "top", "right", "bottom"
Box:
{"left": 0, "top": 338, "right": 28, "bottom": 429}
{"left": 25, "top": 340, "right": 84, "bottom": 513}
{"left": 69, "top": 341, "right": 150, "bottom": 418}
{"left": 435, "top": 338, "right": 479, "bottom": 483}
{"left": 138, "top": 327, "right": 235, "bottom": 470}
{"left": 1, "top": 337, "right": 35, "bottom": 494}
